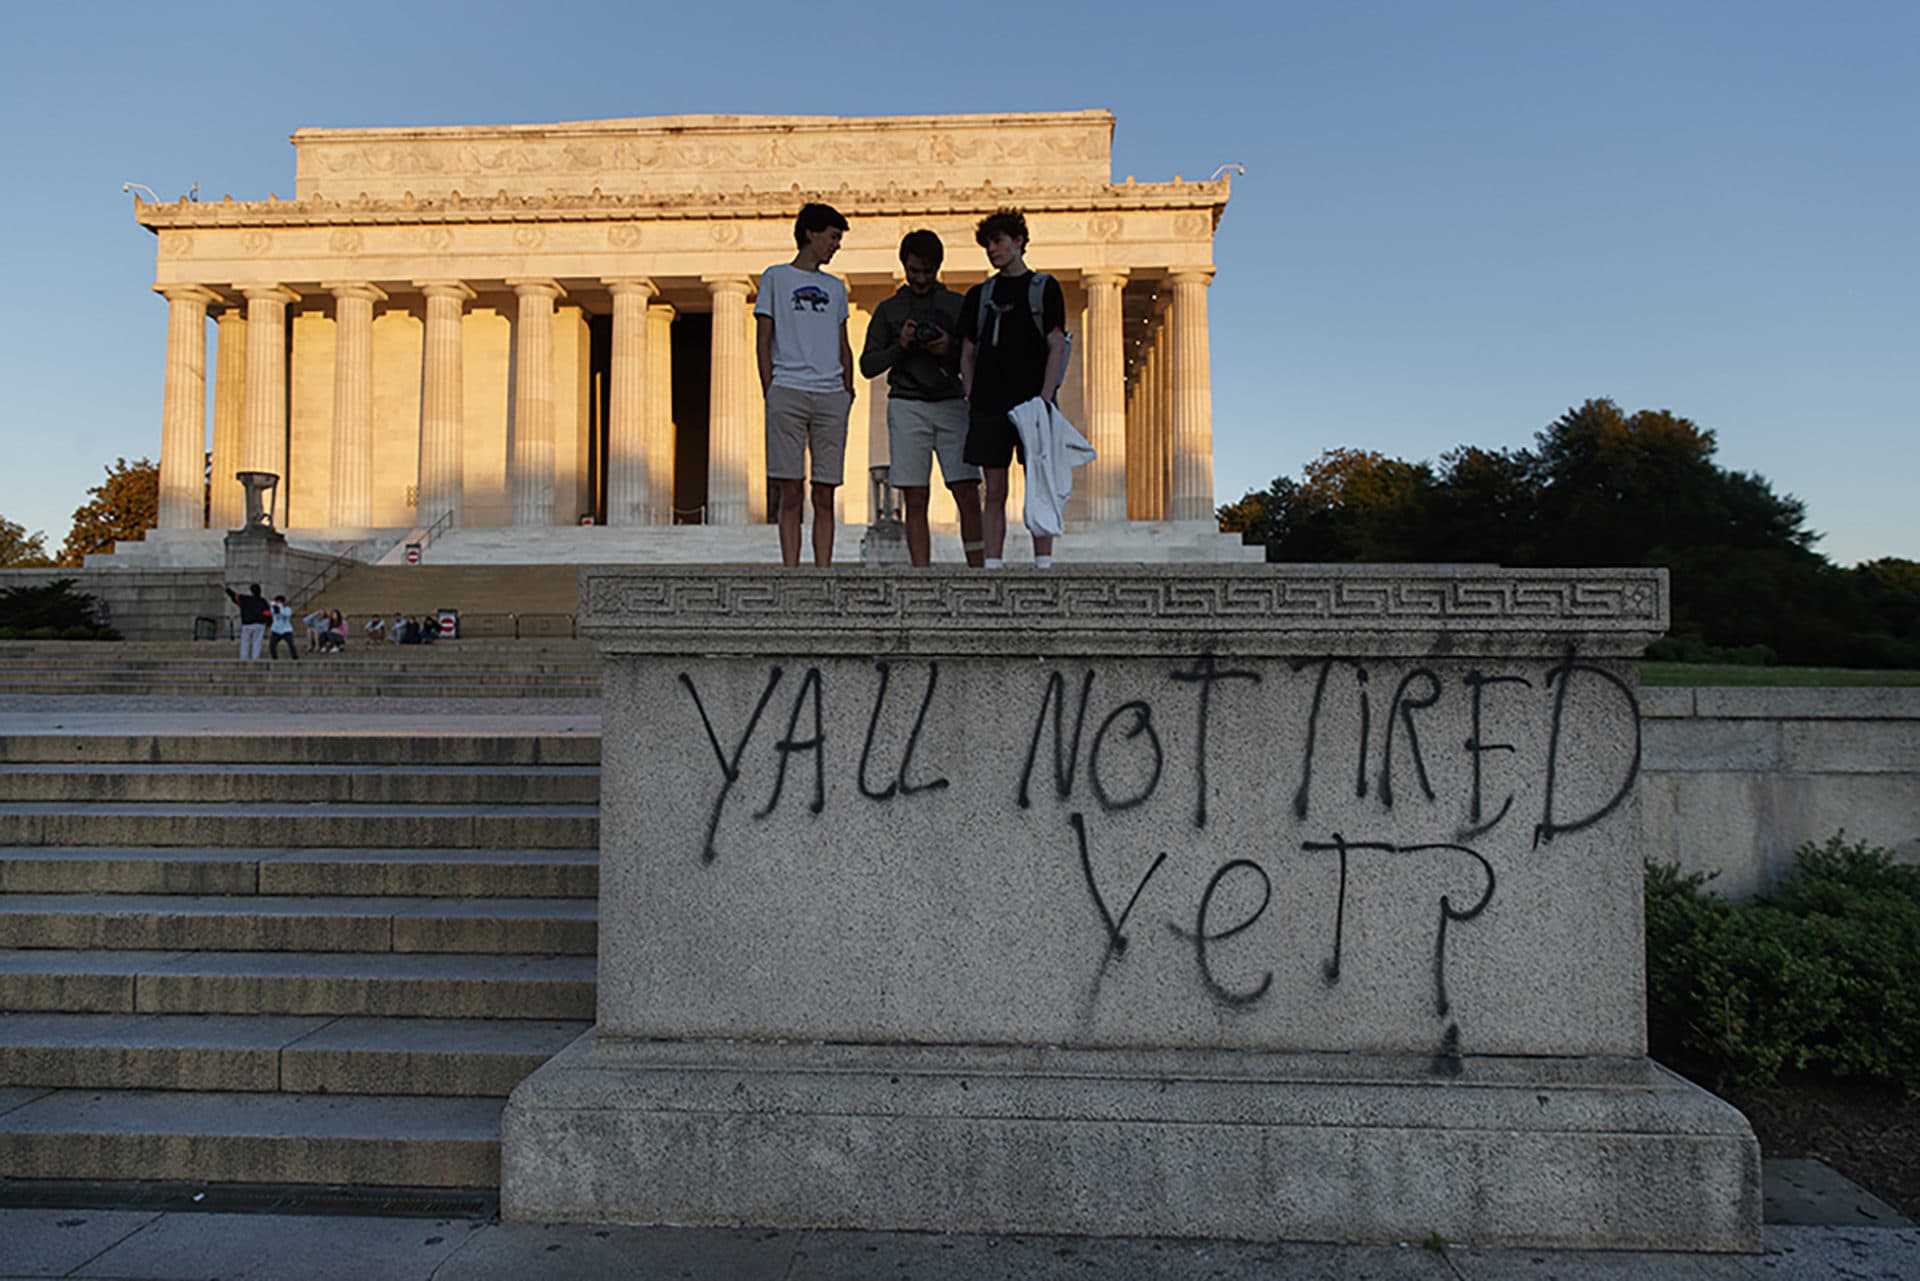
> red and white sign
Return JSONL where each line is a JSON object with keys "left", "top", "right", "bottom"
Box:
{"left": 404, "top": 543, "right": 422, "bottom": 565}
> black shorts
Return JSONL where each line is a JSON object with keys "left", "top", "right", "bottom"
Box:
{"left": 963, "top": 404, "right": 1024, "bottom": 468}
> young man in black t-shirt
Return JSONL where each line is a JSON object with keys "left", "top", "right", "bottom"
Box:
{"left": 959, "top": 209, "right": 1067, "bottom": 568}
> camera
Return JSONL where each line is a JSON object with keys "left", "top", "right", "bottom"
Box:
{"left": 915, "top": 324, "right": 944, "bottom": 346}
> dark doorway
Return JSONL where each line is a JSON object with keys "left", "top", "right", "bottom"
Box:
{"left": 671, "top": 312, "right": 712, "bottom": 522}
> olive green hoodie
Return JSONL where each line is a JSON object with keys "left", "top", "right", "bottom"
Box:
{"left": 859, "top": 283, "right": 965, "bottom": 401}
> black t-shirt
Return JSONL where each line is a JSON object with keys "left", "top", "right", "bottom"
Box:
{"left": 959, "top": 272, "right": 1066, "bottom": 414}
{"left": 227, "top": 589, "right": 270, "bottom": 626}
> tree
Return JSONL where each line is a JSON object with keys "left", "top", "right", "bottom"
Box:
{"left": 1429, "top": 445, "right": 1538, "bottom": 565}
{"left": 58, "top": 458, "right": 158, "bottom": 567}
{"left": 1218, "top": 399, "right": 1914, "bottom": 668}
{"left": 1, "top": 515, "right": 52, "bottom": 567}
{"left": 1218, "top": 450, "right": 1435, "bottom": 563}
{"left": 1217, "top": 476, "right": 1300, "bottom": 561}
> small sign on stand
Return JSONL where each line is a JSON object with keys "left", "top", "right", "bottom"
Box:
{"left": 404, "top": 543, "right": 422, "bottom": 565}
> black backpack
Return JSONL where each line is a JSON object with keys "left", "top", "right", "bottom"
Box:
{"left": 974, "top": 272, "right": 1074, "bottom": 378}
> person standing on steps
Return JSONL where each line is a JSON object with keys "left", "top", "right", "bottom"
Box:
{"left": 861, "top": 229, "right": 984, "bottom": 568}
{"left": 959, "top": 208, "right": 1068, "bottom": 569}
{"left": 224, "top": 582, "right": 270, "bottom": 661}
{"left": 267, "top": 594, "right": 299, "bottom": 661}
{"left": 755, "top": 202, "right": 854, "bottom": 567}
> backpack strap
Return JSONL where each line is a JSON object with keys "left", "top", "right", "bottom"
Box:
{"left": 1028, "top": 272, "right": 1050, "bottom": 335}
{"left": 1028, "top": 272, "right": 1073, "bottom": 394}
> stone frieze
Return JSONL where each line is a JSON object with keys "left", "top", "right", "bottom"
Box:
{"left": 579, "top": 566, "right": 1668, "bottom": 657}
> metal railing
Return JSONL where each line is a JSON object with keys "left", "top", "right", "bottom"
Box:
{"left": 353, "top": 612, "right": 579, "bottom": 641}
{"left": 417, "top": 507, "right": 456, "bottom": 551}
{"left": 215, "top": 612, "right": 580, "bottom": 643}
{"left": 287, "top": 536, "right": 383, "bottom": 610}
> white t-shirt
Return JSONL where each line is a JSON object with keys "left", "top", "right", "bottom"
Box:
{"left": 754, "top": 263, "right": 848, "bottom": 393}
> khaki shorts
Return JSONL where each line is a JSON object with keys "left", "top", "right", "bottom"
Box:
{"left": 765, "top": 384, "right": 852, "bottom": 486}
{"left": 887, "top": 397, "right": 980, "bottom": 489}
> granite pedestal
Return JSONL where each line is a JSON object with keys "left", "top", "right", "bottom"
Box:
{"left": 504, "top": 565, "right": 1759, "bottom": 1250}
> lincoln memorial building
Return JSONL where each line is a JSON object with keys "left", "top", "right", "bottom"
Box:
{"left": 131, "top": 111, "right": 1247, "bottom": 563}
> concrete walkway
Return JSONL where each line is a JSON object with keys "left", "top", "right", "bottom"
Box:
{"left": 2, "top": 1209, "right": 1917, "bottom": 1280}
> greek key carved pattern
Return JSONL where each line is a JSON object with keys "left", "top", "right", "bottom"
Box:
{"left": 581, "top": 569, "right": 1665, "bottom": 635}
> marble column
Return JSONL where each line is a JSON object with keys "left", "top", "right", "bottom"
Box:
{"left": 604, "top": 278, "right": 655, "bottom": 527}
{"left": 1080, "top": 271, "right": 1128, "bottom": 523}
{"left": 209, "top": 307, "right": 247, "bottom": 529}
{"left": 704, "top": 275, "right": 752, "bottom": 525}
{"left": 1151, "top": 307, "right": 1174, "bottom": 520}
{"left": 325, "top": 282, "right": 386, "bottom": 528}
{"left": 1133, "top": 330, "right": 1163, "bottom": 521}
{"left": 509, "top": 278, "right": 565, "bottom": 527}
{"left": 1168, "top": 267, "right": 1216, "bottom": 521}
{"left": 841, "top": 298, "right": 871, "bottom": 526}
{"left": 239, "top": 284, "right": 298, "bottom": 518}
{"left": 1061, "top": 289, "right": 1091, "bottom": 526}
{"left": 742, "top": 302, "right": 768, "bottom": 524}
{"left": 645, "top": 303, "right": 676, "bottom": 523}
{"left": 416, "top": 280, "right": 473, "bottom": 527}
{"left": 155, "top": 285, "right": 218, "bottom": 530}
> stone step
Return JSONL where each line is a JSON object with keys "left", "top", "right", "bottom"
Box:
{"left": 0, "top": 679, "right": 601, "bottom": 699}
{"left": 0, "top": 801, "right": 598, "bottom": 849}
{"left": 0, "top": 667, "right": 600, "bottom": 686}
{"left": 0, "top": 638, "right": 597, "bottom": 660}
{"left": 0, "top": 893, "right": 596, "bottom": 954}
{"left": 0, "top": 847, "right": 598, "bottom": 898}
{"left": 0, "top": 1013, "right": 588, "bottom": 1096}
{"left": 0, "top": 763, "right": 601, "bottom": 805}
{"left": 0, "top": 1088, "right": 503, "bottom": 1187}
{"left": 0, "top": 950, "right": 595, "bottom": 1019}
{"left": 0, "top": 656, "right": 602, "bottom": 675}
{"left": 0, "top": 735, "right": 601, "bottom": 767}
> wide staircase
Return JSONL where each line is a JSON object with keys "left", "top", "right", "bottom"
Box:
{"left": 0, "top": 731, "right": 598, "bottom": 1193}
{"left": 0, "top": 639, "right": 602, "bottom": 699}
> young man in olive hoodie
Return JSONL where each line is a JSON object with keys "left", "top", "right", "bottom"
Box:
{"left": 859, "top": 230, "right": 983, "bottom": 567}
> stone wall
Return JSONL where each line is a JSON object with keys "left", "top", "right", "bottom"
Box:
{"left": 1, "top": 546, "right": 347, "bottom": 642}
{"left": 0, "top": 567, "right": 224, "bottom": 642}
{"left": 1644, "top": 686, "right": 1920, "bottom": 899}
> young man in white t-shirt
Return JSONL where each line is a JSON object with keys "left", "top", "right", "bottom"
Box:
{"left": 755, "top": 203, "right": 854, "bottom": 567}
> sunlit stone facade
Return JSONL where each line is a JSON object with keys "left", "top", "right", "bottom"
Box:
{"left": 137, "top": 112, "right": 1229, "bottom": 541}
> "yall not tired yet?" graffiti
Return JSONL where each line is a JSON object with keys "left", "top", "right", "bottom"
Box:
{"left": 668, "top": 651, "right": 1642, "bottom": 1063}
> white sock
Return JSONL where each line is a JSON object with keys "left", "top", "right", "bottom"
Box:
{"left": 983, "top": 557, "right": 1004, "bottom": 569}
{"left": 1033, "top": 555, "right": 1053, "bottom": 569}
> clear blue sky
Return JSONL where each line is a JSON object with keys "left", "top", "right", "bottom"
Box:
{"left": 2, "top": 0, "right": 1913, "bottom": 565}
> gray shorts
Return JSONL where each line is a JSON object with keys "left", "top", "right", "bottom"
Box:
{"left": 887, "top": 397, "right": 980, "bottom": 489}
{"left": 766, "top": 384, "right": 851, "bottom": 486}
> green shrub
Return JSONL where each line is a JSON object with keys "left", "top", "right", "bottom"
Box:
{"left": 1644, "top": 633, "right": 1777, "bottom": 666}
{"left": 1647, "top": 834, "right": 1920, "bottom": 1093}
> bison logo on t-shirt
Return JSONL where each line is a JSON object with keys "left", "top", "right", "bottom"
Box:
{"left": 791, "top": 285, "right": 831, "bottom": 312}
